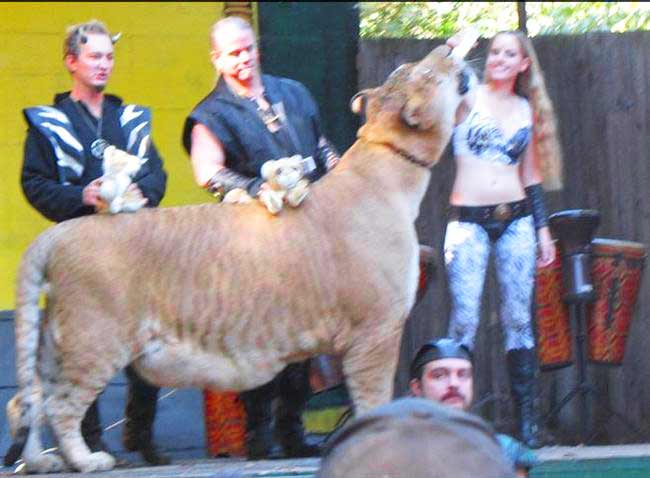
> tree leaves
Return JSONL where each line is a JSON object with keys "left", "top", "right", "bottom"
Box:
{"left": 359, "top": 2, "right": 650, "bottom": 38}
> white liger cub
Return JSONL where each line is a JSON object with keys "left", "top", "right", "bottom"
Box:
{"left": 98, "top": 145, "right": 148, "bottom": 214}
{"left": 224, "top": 155, "right": 310, "bottom": 215}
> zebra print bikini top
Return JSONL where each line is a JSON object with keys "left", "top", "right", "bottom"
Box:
{"left": 452, "top": 91, "right": 532, "bottom": 166}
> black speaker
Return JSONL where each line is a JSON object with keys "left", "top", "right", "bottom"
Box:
{"left": 548, "top": 209, "right": 600, "bottom": 303}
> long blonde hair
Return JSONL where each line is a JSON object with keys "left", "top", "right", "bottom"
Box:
{"left": 486, "top": 31, "right": 564, "bottom": 190}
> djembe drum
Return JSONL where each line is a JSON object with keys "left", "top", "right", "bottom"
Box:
{"left": 587, "top": 238, "right": 647, "bottom": 365}
{"left": 534, "top": 254, "right": 573, "bottom": 370}
{"left": 535, "top": 209, "right": 601, "bottom": 372}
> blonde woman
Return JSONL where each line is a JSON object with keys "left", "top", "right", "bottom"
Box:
{"left": 444, "top": 30, "right": 563, "bottom": 448}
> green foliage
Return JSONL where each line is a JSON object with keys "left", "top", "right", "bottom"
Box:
{"left": 359, "top": 2, "right": 650, "bottom": 39}
{"left": 527, "top": 2, "right": 650, "bottom": 35}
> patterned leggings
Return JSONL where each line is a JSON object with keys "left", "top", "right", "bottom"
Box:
{"left": 445, "top": 215, "right": 537, "bottom": 351}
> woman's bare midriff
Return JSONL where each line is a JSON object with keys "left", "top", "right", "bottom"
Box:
{"left": 449, "top": 155, "right": 526, "bottom": 206}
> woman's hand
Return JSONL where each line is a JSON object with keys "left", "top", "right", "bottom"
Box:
{"left": 446, "top": 32, "right": 462, "bottom": 49}
{"left": 536, "top": 226, "right": 556, "bottom": 267}
{"left": 446, "top": 27, "right": 479, "bottom": 56}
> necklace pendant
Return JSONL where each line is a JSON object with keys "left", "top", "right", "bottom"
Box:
{"left": 91, "top": 138, "right": 110, "bottom": 160}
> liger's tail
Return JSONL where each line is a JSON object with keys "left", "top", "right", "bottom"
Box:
{"left": 3, "top": 227, "right": 58, "bottom": 465}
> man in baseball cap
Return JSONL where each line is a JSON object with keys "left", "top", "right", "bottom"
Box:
{"left": 409, "top": 337, "right": 474, "bottom": 411}
{"left": 409, "top": 337, "right": 538, "bottom": 477}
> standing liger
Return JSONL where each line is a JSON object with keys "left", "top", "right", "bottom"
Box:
{"left": 5, "top": 43, "right": 475, "bottom": 474}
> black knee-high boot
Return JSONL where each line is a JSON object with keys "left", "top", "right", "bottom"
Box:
{"left": 506, "top": 348, "right": 543, "bottom": 449}
{"left": 122, "top": 367, "right": 170, "bottom": 465}
{"left": 275, "top": 360, "right": 320, "bottom": 458}
{"left": 240, "top": 381, "right": 277, "bottom": 459}
{"left": 81, "top": 399, "right": 106, "bottom": 452}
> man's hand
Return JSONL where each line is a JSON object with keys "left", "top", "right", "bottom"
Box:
{"left": 82, "top": 178, "right": 106, "bottom": 209}
{"left": 126, "top": 183, "right": 146, "bottom": 202}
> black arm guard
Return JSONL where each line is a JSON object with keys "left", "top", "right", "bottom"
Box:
{"left": 205, "top": 168, "right": 261, "bottom": 200}
{"left": 525, "top": 183, "right": 549, "bottom": 230}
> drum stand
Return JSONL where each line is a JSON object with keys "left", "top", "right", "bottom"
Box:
{"left": 542, "top": 210, "right": 644, "bottom": 444}
{"left": 543, "top": 301, "right": 644, "bottom": 443}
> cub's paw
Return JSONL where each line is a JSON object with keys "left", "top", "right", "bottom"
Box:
{"left": 223, "top": 188, "right": 253, "bottom": 204}
{"left": 120, "top": 197, "right": 148, "bottom": 213}
{"left": 259, "top": 190, "right": 284, "bottom": 215}
{"left": 286, "top": 180, "right": 309, "bottom": 207}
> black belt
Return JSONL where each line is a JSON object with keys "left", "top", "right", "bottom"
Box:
{"left": 448, "top": 199, "right": 530, "bottom": 224}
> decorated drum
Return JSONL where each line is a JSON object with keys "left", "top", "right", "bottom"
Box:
{"left": 203, "top": 390, "right": 247, "bottom": 457}
{"left": 534, "top": 254, "right": 573, "bottom": 370}
{"left": 587, "top": 238, "right": 646, "bottom": 365}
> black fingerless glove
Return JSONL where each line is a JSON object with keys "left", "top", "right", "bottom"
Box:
{"left": 205, "top": 169, "right": 257, "bottom": 200}
{"left": 525, "top": 183, "right": 548, "bottom": 230}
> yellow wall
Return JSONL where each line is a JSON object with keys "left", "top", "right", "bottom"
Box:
{"left": 0, "top": 2, "right": 257, "bottom": 309}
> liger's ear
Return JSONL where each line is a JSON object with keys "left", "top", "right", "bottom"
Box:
{"left": 349, "top": 89, "right": 374, "bottom": 115}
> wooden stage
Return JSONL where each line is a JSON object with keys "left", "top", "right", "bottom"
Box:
{"left": 0, "top": 458, "right": 320, "bottom": 478}
{"left": 532, "top": 445, "right": 650, "bottom": 477}
{"left": 3, "top": 446, "right": 650, "bottom": 478}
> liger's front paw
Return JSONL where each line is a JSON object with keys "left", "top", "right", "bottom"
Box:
{"left": 21, "top": 453, "right": 68, "bottom": 474}
{"left": 76, "top": 451, "right": 116, "bottom": 473}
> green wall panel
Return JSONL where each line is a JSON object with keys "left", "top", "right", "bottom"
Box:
{"left": 258, "top": 2, "right": 360, "bottom": 155}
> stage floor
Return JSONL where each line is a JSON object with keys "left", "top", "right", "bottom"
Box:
{"left": 532, "top": 444, "right": 650, "bottom": 477}
{"left": 3, "top": 446, "right": 650, "bottom": 477}
{"left": 0, "top": 458, "right": 320, "bottom": 478}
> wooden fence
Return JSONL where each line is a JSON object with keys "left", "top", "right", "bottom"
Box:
{"left": 358, "top": 32, "right": 650, "bottom": 444}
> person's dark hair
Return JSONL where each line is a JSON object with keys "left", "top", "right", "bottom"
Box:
{"left": 409, "top": 337, "right": 473, "bottom": 381}
{"left": 318, "top": 398, "right": 515, "bottom": 478}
